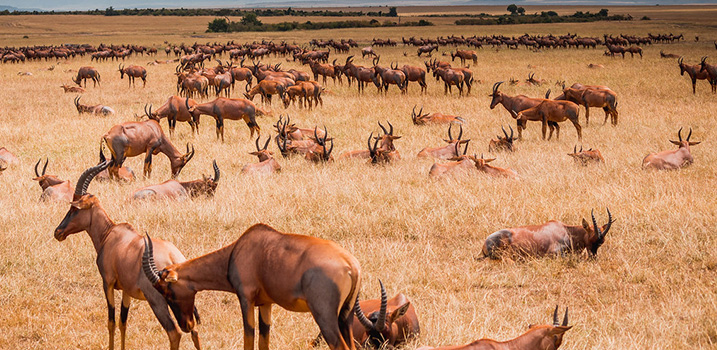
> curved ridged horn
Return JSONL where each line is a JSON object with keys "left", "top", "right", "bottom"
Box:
{"left": 99, "top": 143, "right": 107, "bottom": 164}
{"left": 457, "top": 124, "right": 463, "bottom": 140}
{"left": 185, "top": 143, "right": 195, "bottom": 162}
{"left": 255, "top": 135, "right": 262, "bottom": 151}
{"left": 602, "top": 208, "right": 613, "bottom": 239}
{"left": 74, "top": 160, "right": 111, "bottom": 197}
{"left": 509, "top": 125, "right": 514, "bottom": 140}
{"left": 387, "top": 121, "right": 394, "bottom": 136}
{"left": 185, "top": 97, "right": 190, "bottom": 110}
{"left": 678, "top": 57, "right": 683, "bottom": 65}
{"left": 447, "top": 123, "right": 453, "bottom": 140}
{"left": 502, "top": 126, "right": 509, "bottom": 139}
{"left": 687, "top": 127, "right": 693, "bottom": 141}
{"left": 591, "top": 209, "right": 603, "bottom": 241}
{"left": 212, "top": 160, "right": 220, "bottom": 182}
{"left": 34, "top": 158, "right": 41, "bottom": 177}
{"left": 354, "top": 297, "right": 374, "bottom": 331}
{"left": 493, "top": 81, "right": 504, "bottom": 93}
{"left": 677, "top": 127, "right": 683, "bottom": 142}
{"left": 378, "top": 122, "right": 388, "bottom": 135}
{"left": 74, "top": 96, "right": 80, "bottom": 107}
{"left": 553, "top": 305, "right": 560, "bottom": 326}
{"left": 545, "top": 89, "right": 551, "bottom": 99}
{"left": 375, "top": 280, "right": 388, "bottom": 331}
{"left": 142, "top": 234, "right": 161, "bottom": 285}
{"left": 573, "top": 145, "right": 577, "bottom": 154}
{"left": 463, "top": 139, "right": 470, "bottom": 155}
{"left": 262, "top": 136, "right": 271, "bottom": 151}
{"left": 562, "top": 307, "right": 569, "bottom": 326}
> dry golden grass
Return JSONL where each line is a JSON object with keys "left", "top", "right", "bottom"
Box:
{"left": 1, "top": 8, "right": 717, "bottom": 350}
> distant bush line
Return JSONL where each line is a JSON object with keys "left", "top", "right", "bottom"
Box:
{"left": 455, "top": 9, "right": 631, "bottom": 25}
{"left": 206, "top": 18, "right": 433, "bottom": 33}
{"left": 0, "top": 6, "right": 398, "bottom": 17}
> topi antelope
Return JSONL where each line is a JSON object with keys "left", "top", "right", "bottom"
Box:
{"left": 74, "top": 96, "right": 115, "bottom": 116}
{"left": 241, "top": 136, "right": 281, "bottom": 174}
{"left": 352, "top": 281, "right": 420, "bottom": 348}
{"left": 482, "top": 209, "right": 613, "bottom": 259}
{"left": 186, "top": 97, "right": 267, "bottom": 142}
{"left": 74, "top": 66, "right": 101, "bottom": 87}
{"left": 418, "top": 124, "right": 470, "bottom": 159}
{"left": 678, "top": 57, "right": 714, "bottom": 94}
{"left": 118, "top": 64, "right": 148, "bottom": 87}
{"left": 33, "top": 158, "right": 72, "bottom": 202}
{"left": 489, "top": 81, "right": 555, "bottom": 139}
{"left": 417, "top": 306, "right": 572, "bottom": 350}
{"left": 305, "top": 126, "right": 335, "bottom": 162}
{"left": 102, "top": 119, "right": 195, "bottom": 179}
{"left": 643, "top": 127, "right": 701, "bottom": 170}
{"left": 699, "top": 57, "right": 717, "bottom": 94}
{"left": 488, "top": 126, "right": 517, "bottom": 152}
{"left": 428, "top": 144, "right": 473, "bottom": 178}
{"left": 60, "top": 84, "right": 86, "bottom": 93}
{"left": 471, "top": 154, "right": 518, "bottom": 179}
{"left": 568, "top": 145, "right": 604, "bottom": 166}
{"left": 142, "top": 223, "right": 362, "bottom": 350}
{"left": 132, "top": 161, "right": 219, "bottom": 200}
{"left": 513, "top": 100, "right": 582, "bottom": 141}
{"left": 451, "top": 49, "right": 478, "bottom": 65}
{"left": 145, "top": 98, "right": 199, "bottom": 137}
{"left": 561, "top": 87, "right": 619, "bottom": 126}
{"left": 53, "top": 160, "right": 202, "bottom": 350}
{"left": 339, "top": 122, "right": 400, "bottom": 161}
{"left": 660, "top": 50, "right": 680, "bottom": 59}
{"left": 411, "top": 105, "right": 465, "bottom": 125}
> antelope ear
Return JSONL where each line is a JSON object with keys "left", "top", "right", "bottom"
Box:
{"left": 164, "top": 270, "right": 179, "bottom": 283}
{"left": 71, "top": 200, "right": 83, "bottom": 209}
{"left": 389, "top": 302, "right": 411, "bottom": 324}
{"left": 582, "top": 218, "right": 590, "bottom": 230}
{"left": 484, "top": 158, "right": 496, "bottom": 163}
{"left": 669, "top": 140, "right": 681, "bottom": 146}
{"left": 391, "top": 136, "right": 402, "bottom": 140}
{"left": 689, "top": 141, "right": 701, "bottom": 146}
{"left": 552, "top": 325, "right": 573, "bottom": 334}
{"left": 249, "top": 151, "right": 260, "bottom": 155}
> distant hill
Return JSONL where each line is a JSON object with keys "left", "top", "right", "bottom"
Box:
{"left": 0, "top": 5, "right": 43, "bottom": 11}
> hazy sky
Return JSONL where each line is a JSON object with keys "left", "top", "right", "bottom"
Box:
{"left": 1, "top": 0, "right": 711, "bottom": 11}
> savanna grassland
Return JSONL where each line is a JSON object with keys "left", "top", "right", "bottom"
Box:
{"left": 1, "top": 6, "right": 717, "bottom": 350}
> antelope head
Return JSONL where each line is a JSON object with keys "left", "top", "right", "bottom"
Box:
{"left": 198, "top": 160, "right": 220, "bottom": 196}
{"left": 54, "top": 160, "right": 111, "bottom": 241}
{"left": 443, "top": 123, "right": 469, "bottom": 145}
{"left": 581, "top": 208, "right": 614, "bottom": 257}
{"left": 377, "top": 121, "right": 401, "bottom": 151}
{"left": 171, "top": 143, "right": 195, "bottom": 178}
{"left": 32, "top": 158, "right": 65, "bottom": 190}
{"left": 669, "top": 127, "right": 701, "bottom": 149}
{"left": 678, "top": 57, "right": 687, "bottom": 75}
{"left": 489, "top": 81, "right": 504, "bottom": 109}
{"left": 410, "top": 105, "right": 429, "bottom": 125}
{"left": 354, "top": 280, "right": 411, "bottom": 348}
{"left": 144, "top": 104, "right": 159, "bottom": 121}
{"left": 308, "top": 126, "right": 334, "bottom": 162}
{"left": 73, "top": 96, "right": 83, "bottom": 114}
{"left": 251, "top": 135, "right": 273, "bottom": 161}
{"left": 142, "top": 234, "right": 199, "bottom": 333}
{"left": 118, "top": 63, "right": 125, "bottom": 78}
{"left": 521, "top": 306, "right": 572, "bottom": 350}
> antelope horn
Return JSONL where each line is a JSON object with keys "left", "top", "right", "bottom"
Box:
{"left": 324, "top": 138, "right": 333, "bottom": 160}
{"left": 354, "top": 297, "right": 374, "bottom": 331}
{"left": 553, "top": 305, "right": 560, "bottom": 326}
{"left": 493, "top": 81, "right": 504, "bottom": 93}
{"left": 562, "top": 307, "right": 569, "bottom": 326}
{"left": 448, "top": 123, "right": 453, "bottom": 140}
{"left": 263, "top": 136, "right": 271, "bottom": 151}
{"left": 573, "top": 145, "right": 577, "bottom": 154}
{"left": 591, "top": 209, "right": 603, "bottom": 242}
{"left": 142, "top": 234, "right": 161, "bottom": 285}
{"left": 387, "top": 121, "right": 394, "bottom": 136}
{"left": 246, "top": 83, "right": 251, "bottom": 92}
{"left": 509, "top": 125, "right": 514, "bottom": 139}
{"left": 462, "top": 140, "right": 469, "bottom": 155}
{"left": 368, "top": 132, "right": 374, "bottom": 153}
{"left": 412, "top": 105, "right": 417, "bottom": 117}
{"left": 375, "top": 280, "right": 388, "bottom": 331}
{"left": 456, "top": 124, "right": 463, "bottom": 140}
{"left": 255, "top": 135, "right": 261, "bottom": 151}
{"left": 580, "top": 145, "right": 583, "bottom": 152}
{"left": 74, "top": 160, "right": 111, "bottom": 197}
{"left": 678, "top": 127, "right": 683, "bottom": 142}
{"left": 212, "top": 160, "right": 220, "bottom": 182}
{"left": 687, "top": 127, "right": 693, "bottom": 141}
{"left": 34, "top": 158, "right": 41, "bottom": 177}
{"left": 378, "top": 122, "right": 388, "bottom": 135}
{"left": 74, "top": 96, "right": 80, "bottom": 106}
{"left": 502, "top": 126, "right": 509, "bottom": 139}
{"left": 185, "top": 97, "right": 190, "bottom": 110}
{"left": 42, "top": 158, "right": 48, "bottom": 176}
